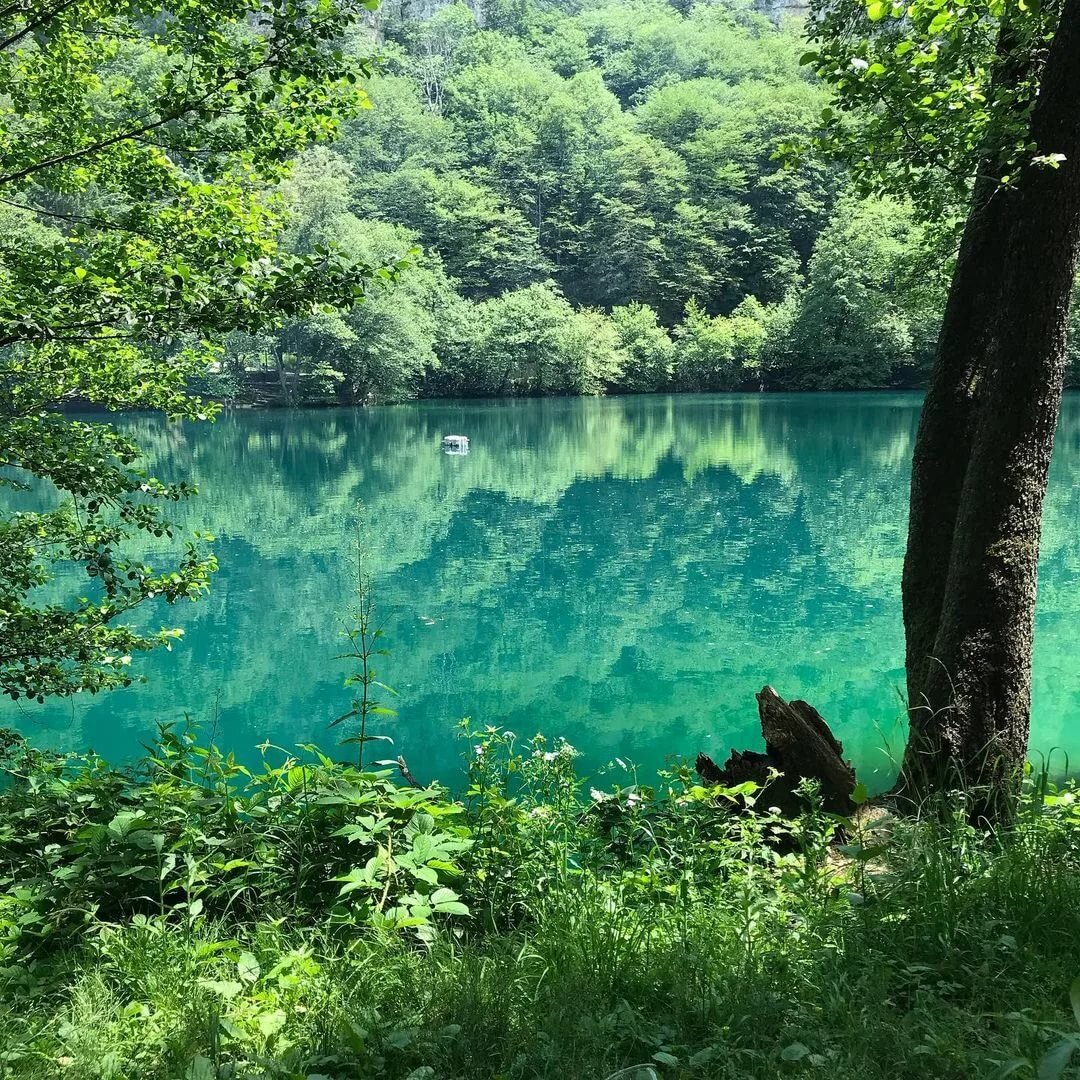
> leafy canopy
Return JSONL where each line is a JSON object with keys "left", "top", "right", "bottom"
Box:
{"left": 0, "top": 0, "right": 392, "bottom": 701}
{"left": 800, "top": 0, "right": 1056, "bottom": 213}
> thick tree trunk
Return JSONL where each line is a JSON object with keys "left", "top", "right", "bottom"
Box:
{"left": 900, "top": 0, "right": 1080, "bottom": 809}
{"left": 902, "top": 181, "right": 1012, "bottom": 713}
{"left": 902, "top": 19, "right": 1036, "bottom": 715}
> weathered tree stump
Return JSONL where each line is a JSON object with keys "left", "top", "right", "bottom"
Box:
{"left": 695, "top": 686, "right": 856, "bottom": 816}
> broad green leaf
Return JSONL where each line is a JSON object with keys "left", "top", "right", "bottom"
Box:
{"left": 237, "top": 951, "right": 260, "bottom": 983}
{"left": 1038, "top": 1038, "right": 1079, "bottom": 1080}
{"left": 257, "top": 1010, "right": 287, "bottom": 1038}
{"left": 199, "top": 979, "right": 243, "bottom": 999}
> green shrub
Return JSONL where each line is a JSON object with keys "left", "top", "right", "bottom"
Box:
{"left": 0, "top": 725, "right": 471, "bottom": 956}
{"left": 4, "top": 726, "right": 1080, "bottom": 1079}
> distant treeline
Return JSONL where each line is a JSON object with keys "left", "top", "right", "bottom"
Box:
{"left": 184, "top": 0, "right": 1071, "bottom": 405}
{"left": 178, "top": 0, "right": 962, "bottom": 405}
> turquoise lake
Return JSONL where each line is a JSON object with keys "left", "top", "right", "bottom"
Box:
{"left": 7, "top": 392, "right": 1080, "bottom": 790}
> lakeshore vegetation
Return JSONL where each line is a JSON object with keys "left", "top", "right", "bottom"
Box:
{"left": 4, "top": 0, "right": 1080, "bottom": 1076}
{"left": 4, "top": 725, "right": 1080, "bottom": 1079}
{"left": 212, "top": 0, "right": 952, "bottom": 402}
{"left": 0, "top": 0, "right": 962, "bottom": 406}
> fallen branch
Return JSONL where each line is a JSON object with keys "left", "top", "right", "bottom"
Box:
{"left": 395, "top": 755, "right": 422, "bottom": 789}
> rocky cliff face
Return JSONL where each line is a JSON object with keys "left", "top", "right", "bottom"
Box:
{"left": 757, "top": 0, "right": 810, "bottom": 19}
{"left": 376, "top": 0, "right": 808, "bottom": 31}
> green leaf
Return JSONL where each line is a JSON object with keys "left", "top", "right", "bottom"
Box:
{"left": 257, "top": 1009, "right": 287, "bottom": 1038}
{"left": 1038, "top": 1038, "right": 1078, "bottom": 1080}
{"left": 199, "top": 979, "right": 243, "bottom": 999}
{"left": 432, "top": 900, "right": 469, "bottom": 915}
{"left": 337, "top": 867, "right": 378, "bottom": 896}
{"left": 411, "top": 834, "right": 437, "bottom": 861}
{"left": 237, "top": 951, "right": 260, "bottom": 983}
{"left": 184, "top": 1057, "right": 215, "bottom": 1080}
{"left": 867, "top": 1, "right": 888, "bottom": 20}
{"left": 107, "top": 811, "right": 146, "bottom": 839}
{"left": 781, "top": 1042, "right": 810, "bottom": 1061}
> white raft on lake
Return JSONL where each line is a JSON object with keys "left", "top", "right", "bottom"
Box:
{"left": 442, "top": 434, "right": 470, "bottom": 455}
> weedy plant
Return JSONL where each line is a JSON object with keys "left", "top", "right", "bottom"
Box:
{"left": 3, "top": 724, "right": 1080, "bottom": 1077}
{"left": 332, "top": 516, "right": 399, "bottom": 769}
{"left": 0, "top": 723, "right": 472, "bottom": 963}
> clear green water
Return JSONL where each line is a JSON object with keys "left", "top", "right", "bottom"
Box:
{"left": 8, "top": 393, "right": 1080, "bottom": 791}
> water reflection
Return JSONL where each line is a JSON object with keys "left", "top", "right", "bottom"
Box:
{"left": 6, "top": 393, "right": 1080, "bottom": 791}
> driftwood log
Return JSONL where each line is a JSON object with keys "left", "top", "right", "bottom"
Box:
{"left": 695, "top": 686, "right": 856, "bottom": 816}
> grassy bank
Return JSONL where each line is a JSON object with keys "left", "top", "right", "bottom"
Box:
{"left": 2, "top": 725, "right": 1079, "bottom": 1079}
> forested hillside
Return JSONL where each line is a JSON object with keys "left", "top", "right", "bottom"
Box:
{"left": 206, "top": 0, "right": 951, "bottom": 402}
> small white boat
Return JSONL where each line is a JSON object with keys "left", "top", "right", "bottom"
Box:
{"left": 442, "top": 434, "right": 469, "bottom": 455}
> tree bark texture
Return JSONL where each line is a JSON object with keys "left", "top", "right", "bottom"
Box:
{"left": 903, "top": 18, "right": 1038, "bottom": 716}
{"left": 900, "top": 0, "right": 1080, "bottom": 805}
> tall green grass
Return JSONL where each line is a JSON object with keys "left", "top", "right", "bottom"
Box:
{"left": 2, "top": 724, "right": 1080, "bottom": 1079}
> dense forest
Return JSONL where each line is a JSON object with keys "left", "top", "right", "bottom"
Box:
{"left": 7, "top": 0, "right": 1080, "bottom": 1073}
{"left": 190, "top": 0, "right": 953, "bottom": 402}
{"left": 15, "top": 0, "right": 1079, "bottom": 406}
